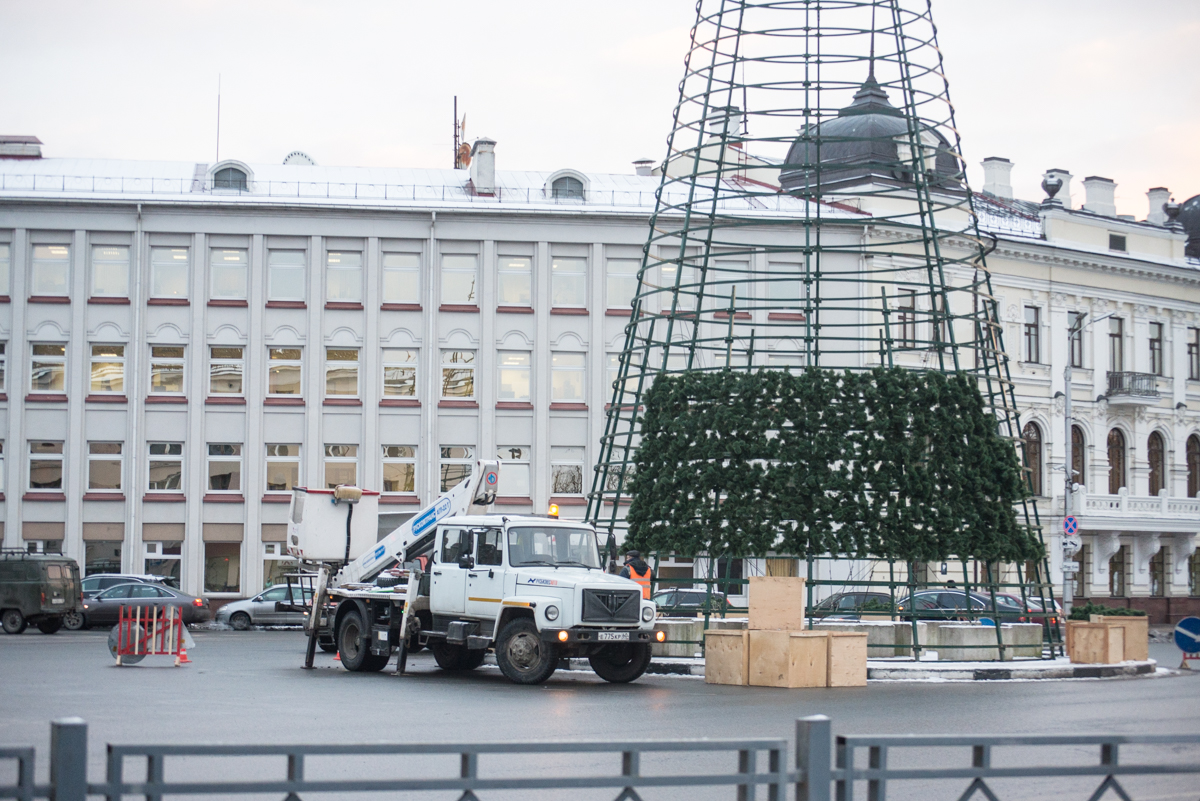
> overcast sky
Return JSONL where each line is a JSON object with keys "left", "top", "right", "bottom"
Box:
{"left": 3, "top": 1, "right": 1197, "bottom": 217}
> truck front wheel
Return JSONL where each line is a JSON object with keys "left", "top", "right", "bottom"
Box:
{"left": 337, "top": 609, "right": 389, "bottom": 672}
{"left": 589, "top": 643, "right": 652, "bottom": 683}
{"left": 495, "top": 618, "right": 558, "bottom": 685}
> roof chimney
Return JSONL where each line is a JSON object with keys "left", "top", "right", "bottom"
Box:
{"left": 981, "top": 157, "right": 1013, "bottom": 200}
{"left": 0, "top": 135, "right": 43, "bottom": 160}
{"left": 469, "top": 138, "right": 496, "bottom": 196}
{"left": 1146, "top": 187, "right": 1170, "bottom": 226}
{"left": 633, "top": 158, "right": 654, "bottom": 177}
{"left": 1044, "top": 169, "right": 1073, "bottom": 208}
{"left": 1082, "top": 176, "right": 1116, "bottom": 218}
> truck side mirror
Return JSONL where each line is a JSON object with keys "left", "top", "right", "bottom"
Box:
{"left": 458, "top": 554, "right": 475, "bottom": 570}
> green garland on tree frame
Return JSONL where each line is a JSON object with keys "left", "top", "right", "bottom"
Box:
{"left": 624, "top": 368, "right": 1043, "bottom": 563}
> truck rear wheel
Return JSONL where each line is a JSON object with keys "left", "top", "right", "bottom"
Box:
{"left": 337, "top": 609, "right": 389, "bottom": 672}
{"left": 63, "top": 610, "right": 87, "bottom": 631}
{"left": 589, "top": 643, "right": 652, "bottom": 683}
{"left": 37, "top": 617, "right": 63, "bottom": 634}
{"left": 1, "top": 610, "right": 26, "bottom": 635}
{"left": 495, "top": 618, "right": 558, "bottom": 685}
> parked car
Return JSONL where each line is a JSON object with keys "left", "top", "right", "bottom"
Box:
{"left": 80, "top": 573, "right": 174, "bottom": 599}
{"left": 80, "top": 582, "right": 211, "bottom": 628}
{"left": 651, "top": 588, "right": 729, "bottom": 616}
{"left": 991, "top": 592, "right": 1062, "bottom": 625}
{"left": 896, "top": 590, "right": 987, "bottom": 620}
{"left": 811, "top": 592, "right": 894, "bottom": 619}
{"left": 215, "top": 585, "right": 314, "bottom": 630}
{"left": 0, "top": 551, "right": 82, "bottom": 634}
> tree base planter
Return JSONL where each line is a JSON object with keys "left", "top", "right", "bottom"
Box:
{"left": 747, "top": 577, "right": 807, "bottom": 631}
{"left": 704, "top": 629, "right": 750, "bottom": 686}
{"left": 1070, "top": 624, "right": 1125, "bottom": 665}
{"left": 1090, "top": 615, "right": 1148, "bottom": 661}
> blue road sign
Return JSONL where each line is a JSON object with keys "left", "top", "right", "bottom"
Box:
{"left": 1063, "top": 516, "right": 1078, "bottom": 535}
{"left": 1174, "top": 617, "right": 1200, "bottom": 654}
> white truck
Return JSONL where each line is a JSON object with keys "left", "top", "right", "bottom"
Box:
{"left": 285, "top": 461, "right": 662, "bottom": 684}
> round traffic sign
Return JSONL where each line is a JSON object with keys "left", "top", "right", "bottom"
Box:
{"left": 1175, "top": 617, "right": 1200, "bottom": 654}
{"left": 1063, "top": 516, "right": 1078, "bottom": 535}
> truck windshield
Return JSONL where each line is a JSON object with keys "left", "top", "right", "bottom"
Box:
{"left": 507, "top": 527, "right": 601, "bottom": 569}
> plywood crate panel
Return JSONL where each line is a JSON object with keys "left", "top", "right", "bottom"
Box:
{"left": 1090, "top": 615, "right": 1148, "bottom": 661}
{"left": 826, "top": 632, "right": 868, "bottom": 687}
{"left": 748, "top": 629, "right": 828, "bottom": 688}
{"left": 748, "top": 576, "right": 807, "bottom": 631}
{"left": 704, "top": 629, "right": 749, "bottom": 686}
{"left": 1069, "top": 623, "right": 1125, "bottom": 664}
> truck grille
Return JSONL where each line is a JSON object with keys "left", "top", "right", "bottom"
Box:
{"left": 581, "top": 589, "right": 640, "bottom": 623}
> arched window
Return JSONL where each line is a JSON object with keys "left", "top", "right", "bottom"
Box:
{"left": 1188, "top": 434, "right": 1200, "bottom": 499}
{"left": 213, "top": 167, "right": 248, "bottom": 191}
{"left": 1107, "top": 429, "right": 1126, "bottom": 494}
{"left": 1021, "top": 422, "right": 1042, "bottom": 496}
{"left": 1147, "top": 432, "right": 1166, "bottom": 496}
{"left": 551, "top": 176, "right": 584, "bottom": 200}
{"left": 1071, "top": 425, "right": 1086, "bottom": 488}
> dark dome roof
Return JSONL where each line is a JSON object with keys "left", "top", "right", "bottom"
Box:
{"left": 1180, "top": 194, "right": 1200, "bottom": 259}
{"left": 779, "top": 73, "right": 961, "bottom": 195}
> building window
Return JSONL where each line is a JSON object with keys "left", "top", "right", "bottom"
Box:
{"left": 551, "top": 257, "right": 587, "bottom": 308}
{"left": 0, "top": 242, "right": 10, "bottom": 295}
{"left": 498, "top": 256, "right": 532, "bottom": 306}
{"left": 1149, "top": 322, "right": 1164, "bottom": 376}
{"left": 661, "top": 262, "right": 697, "bottom": 311}
{"left": 325, "top": 348, "right": 359, "bottom": 397}
{"left": 441, "top": 254, "right": 478, "bottom": 305}
{"left": 265, "top": 444, "right": 301, "bottom": 492}
{"left": 150, "top": 247, "right": 189, "bottom": 299}
{"left": 0, "top": 442, "right": 5, "bottom": 487}
{"left": 439, "top": 445, "right": 474, "bottom": 492}
{"left": 263, "top": 542, "right": 298, "bottom": 588}
{"left": 148, "top": 443, "right": 184, "bottom": 492}
{"left": 896, "top": 289, "right": 917, "bottom": 347}
{"left": 325, "top": 251, "right": 362, "bottom": 302}
{"left": 1021, "top": 422, "right": 1042, "bottom": 496}
{"left": 149, "top": 346, "right": 185, "bottom": 395}
{"left": 1107, "top": 429, "right": 1126, "bottom": 494}
{"left": 29, "top": 441, "right": 63, "bottom": 490}
{"left": 30, "top": 344, "right": 66, "bottom": 394}
{"left": 90, "top": 345, "right": 125, "bottom": 394}
{"left": 1109, "top": 545, "right": 1126, "bottom": 597}
{"left": 496, "top": 445, "right": 531, "bottom": 497}
{"left": 1108, "top": 233, "right": 1126, "bottom": 252}
{"left": 382, "top": 446, "right": 417, "bottom": 493}
{"left": 213, "top": 167, "right": 248, "bottom": 191}
{"left": 85, "top": 542, "right": 122, "bottom": 576}
{"left": 209, "top": 347, "right": 244, "bottom": 395}
{"left": 1072, "top": 544, "right": 1089, "bottom": 599}
{"left": 1188, "top": 329, "right": 1200, "bottom": 381}
{"left": 497, "top": 352, "right": 531, "bottom": 401}
{"left": 0, "top": 343, "right": 6, "bottom": 392}
{"left": 381, "top": 348, "right": 417, "bottom": 398}
{"left": 767, "top": 262, "right": 801, "bottom": 309}
{"left": 1071, "top": 425, "right": 1086, "bottom": 488}
{"left": 31, "top": 244, "right": 70, "bottom": 297}
{"left": 144, "top": 542, "right": 182, "bottom": 586}
{"left": 1108, "top": 317, "right": 1124, "bottom": 373}
{"left": 1190, "top": 551, "right": 1199, "bottom": 597}
{"left": 267, "top": 250, "right": 306, "bottom": 302}
{"left": 207, "top": 444, "right": 242, "bottom": 492}
{"left": 204, "top": 542, "right": 241, "bottom": 594}
{"left": 210, "top": 248, "right": 248, "bottom": 300}
{"left": 1188, "top": 435, "right": 1200, "bottom": 499}
{"left": 441, "top": 349, "right": 475, "bottom": 399}
{"left": 267, "top": 348, "right": 302, "bottom": 396}
{"left": 606, "top": 258, "right": 639, "bottom": 311}
{"left": 1023, "top": 306, "right": 1040, "bottom": 363}
{"left": 1147, "top": 432, "right": 1166, "bottom": 496}
{"left": 551, "top": 176, "right": 584, "bottom": 200}
{"left": 382, "top": 253, "right": 420, "bottom": 304}
{"left": 551, "top": 446, "right": 584, "bottom": 496}
{"left": 324, "top": 444, "right": 357, "bottom": 488}
{"left": 551, "top": 352, "right": 585, "bottom": 402}
{"left": 1068, "top": 311, "right": 1084, "bottom": 368}
{"left": 87, "top": 443, "right": 122, "bottom": 491}
{"left": 1149, "top": 547, "right": 1166, "bottom": 598}
{"left": 91, "top": 245, "right": 129, "bottom": 297}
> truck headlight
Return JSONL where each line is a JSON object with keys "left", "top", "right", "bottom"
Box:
{"left": 641, "top": 606, "right": 654, "bottom": 622}
{"left": 545, "top": 605, "right": 560, "bottom": 621}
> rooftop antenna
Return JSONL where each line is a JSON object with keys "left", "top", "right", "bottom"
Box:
{"left": 215, "top": 74, "right": 221, "bottom": 163}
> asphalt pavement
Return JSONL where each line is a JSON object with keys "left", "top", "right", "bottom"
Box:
{"left": 2, "top": 629, "right": 1197, "bottom": 799}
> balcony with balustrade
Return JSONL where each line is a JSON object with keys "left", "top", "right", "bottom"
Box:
{"left": 1055, "top": 488, "right": 1200, "bottom": 533}
{"left": 1105, "top": 371, "right": 1160, "bottom": 405}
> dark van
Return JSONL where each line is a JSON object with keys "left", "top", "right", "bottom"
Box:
{"left": 0, "top": 551, "right": 82, "bottom": 634}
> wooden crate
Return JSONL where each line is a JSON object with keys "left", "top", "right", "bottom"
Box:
{"left": 704, "top": 629, "right": 749, "bottom": 686}
{"left": 748, "top": 629, "right": 828, "bottom": 688}
{"left": 747, "top": 576, "right": 807, "bottom": 631}
{"left": 1090, "top": 615, "right": 1148, "bottom": 661}
{"left": 826, "top": 632, "right": 868, "bottom": 687}
{"left": 1069, "top": 623, "right": 1125, "bottom": 664}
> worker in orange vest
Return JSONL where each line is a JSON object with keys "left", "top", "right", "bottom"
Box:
{"left": 620, "top": 550, "right": 653, "bottom": 600}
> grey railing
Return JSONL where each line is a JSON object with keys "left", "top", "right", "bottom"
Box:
{"left": 5, "top": 717, "right": 1199, "bottom": 800}
{"left": 1106, "top": 371, "right": 1159, "bottom": 398}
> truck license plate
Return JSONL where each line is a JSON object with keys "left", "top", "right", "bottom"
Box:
{"left": 597, "top": 632, "right": 629, "bottom": 641}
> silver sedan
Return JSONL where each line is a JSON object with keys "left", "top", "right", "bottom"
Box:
{"left": 215, "top": 585, "right": 311, "bottom": 630}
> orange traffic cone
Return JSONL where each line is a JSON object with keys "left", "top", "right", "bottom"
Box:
{"left": 178, "top": 647, "right": 191, "bottom": 664}
{"left": 333, "top": 652, "right": 341, "bottom": 662}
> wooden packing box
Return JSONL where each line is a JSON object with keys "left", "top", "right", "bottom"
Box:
{"left": 826, "top": 632, "right": 868, "bottom": 687}
{"left": 748, "top": 630, "right": 828, "bottom": 688}
{"left": 704, "top": 629, "right": 750, "bottom": 686}
{"left": 1069, "top": 623, "right": 1125, "bottom": 665}
{"left": 747, "top": 576, "right": 807, "bottom": 631}
{"left": 1090, "top": 615, "right": 1148, "bottom": 662}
